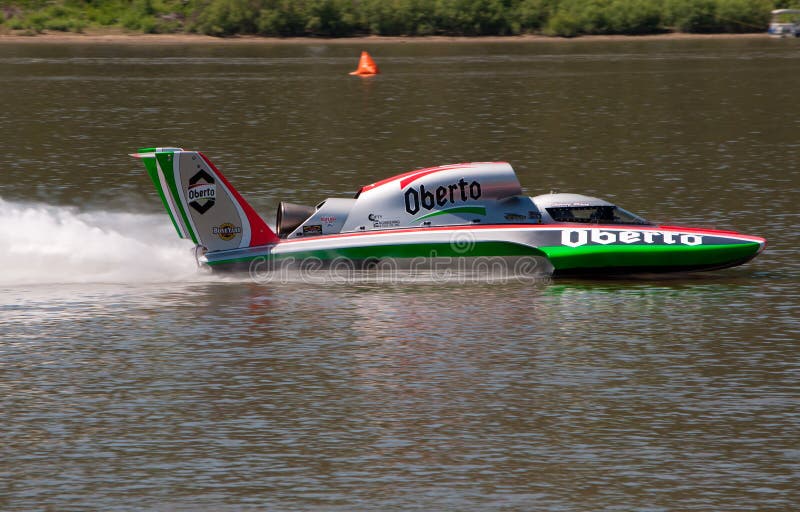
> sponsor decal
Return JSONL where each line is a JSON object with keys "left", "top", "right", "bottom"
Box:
{"left": 504, "top": 213, "right": 527, "bottom": 221}
{"left": 320, "top": 216, "right": 337, "bottom": 224}
{"left": 213, "top": 222, "right": 241, "bottom": 241}
{"left": 368, "top": 213, "right": 400, "bottom": 227}
{"left": 561, "top": 229, "right": 703, "bottom": 248}
{"left": 303, "top": 224, "right": 323, "bottom": 235}
{"left": 188, "top": 169, "right": 216, "bottom": 214}
{"left": 373, "top": 219, "right": 401, "bottom": 229}
{"left": 404, "top": 178, "right": 481, "bottom": 215}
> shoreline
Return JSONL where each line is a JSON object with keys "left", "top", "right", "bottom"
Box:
{"left": 0, "top": 30, "right": 772, "bottom": 45}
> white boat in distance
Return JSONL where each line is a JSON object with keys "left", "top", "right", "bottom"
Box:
{"left": 769, "top": 9, "right": 800, "bottom": 37}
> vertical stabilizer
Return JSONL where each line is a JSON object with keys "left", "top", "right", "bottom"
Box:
{"left": 132, "top": 148, "right": 279, "bottom": 252}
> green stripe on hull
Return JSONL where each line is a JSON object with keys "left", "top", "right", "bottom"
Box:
{"left": 155, "top": 152, "right": 198, "bottom": 244}
{"left": 141, "top": 156, "right": 183, "bottom": 238}
{"left": 207, "top": 241, "right": 543, "bottom": 267}
{"left": 415, "top": 206, "right": 487, "bottom": 222}
{"left": 541, "top": 243, "right": 761, "bottom": 271}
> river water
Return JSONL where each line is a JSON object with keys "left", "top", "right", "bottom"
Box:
{"left": 1, "top": 37, "right": 799, "bottom": 511}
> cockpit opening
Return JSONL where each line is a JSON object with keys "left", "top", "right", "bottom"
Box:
{"left": 546, "top": 205, "right": 651, "bottom": 225}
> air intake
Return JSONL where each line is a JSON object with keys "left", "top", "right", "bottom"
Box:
{"left": 276, "top": 202, "right": 316, "bottom": 237}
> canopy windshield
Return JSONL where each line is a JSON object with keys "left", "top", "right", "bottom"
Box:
{"left": 546, "top": 205, "right": 651, "bottom": 225}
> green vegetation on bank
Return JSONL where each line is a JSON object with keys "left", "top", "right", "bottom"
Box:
{"left": 1, "top": 0, "right": 799, "bottom": 37}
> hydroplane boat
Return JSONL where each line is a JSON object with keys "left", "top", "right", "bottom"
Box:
{"left": 133, "top": 148, "right": 766, "bottom": 276}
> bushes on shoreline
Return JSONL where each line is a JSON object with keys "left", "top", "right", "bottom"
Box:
{"left": 0, "top": 0, "right": 793, "bottom": 37}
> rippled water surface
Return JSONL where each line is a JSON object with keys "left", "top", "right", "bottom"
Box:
{"left": 1, "top": 38, "right": 799, "bottom": 511}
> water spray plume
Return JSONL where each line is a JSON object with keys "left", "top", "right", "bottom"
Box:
{"left": 0, "top": 198, "right": 199, "bottom": 285}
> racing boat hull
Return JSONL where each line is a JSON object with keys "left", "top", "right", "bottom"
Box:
{"left": 201, "top": 224, "right": 765, "bottom": 276}
{"left": 133, "top": 148, "right": 766, "bottom": 278}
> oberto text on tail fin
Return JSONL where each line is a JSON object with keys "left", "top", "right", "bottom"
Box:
{"left": 132, "top": 148, "right": 279, "bottom": 252}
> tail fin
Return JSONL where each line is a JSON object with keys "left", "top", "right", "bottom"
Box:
{"left": 132, "top": 147, "right": 279, "bottom": 252}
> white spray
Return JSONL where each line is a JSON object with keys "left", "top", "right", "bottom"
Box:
{"left": 0, "top": 198, "right": 200, "bottom": 285}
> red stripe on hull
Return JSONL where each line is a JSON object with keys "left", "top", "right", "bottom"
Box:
{"left": 358, "top": 162, "right": 506, "bottom": 194}
{"left": 275, "top": 223, "right": 765, "bottom": 246}
{"left": 199, "top": 152, "right": 280, "bottom": 246}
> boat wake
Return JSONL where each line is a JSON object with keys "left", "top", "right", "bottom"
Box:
{"left": 0, "top": 198, "right": 200, "bottom": 286}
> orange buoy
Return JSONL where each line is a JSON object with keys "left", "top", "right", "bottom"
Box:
{"left": 349, "top": 51, "right": 379, "bottom": 76}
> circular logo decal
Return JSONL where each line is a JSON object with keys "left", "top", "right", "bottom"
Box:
{"left": 213, "top": 222, "right": 241, "bottom": 241}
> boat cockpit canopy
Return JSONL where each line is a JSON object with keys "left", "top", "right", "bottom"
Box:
{"left": 533, "top": 193, "right": 652, "bottom": 225}
{"left": 546, "top": 204, "right": 651, "bottom": 225}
